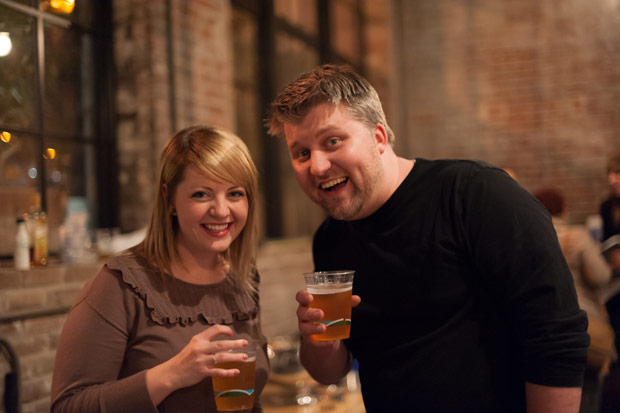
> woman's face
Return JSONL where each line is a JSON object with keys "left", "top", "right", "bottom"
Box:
{"left": 171, "top": 166, "right": 249, "bottom": 258}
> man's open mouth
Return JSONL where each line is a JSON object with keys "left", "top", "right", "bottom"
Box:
{"left": 320, "top": 177, "right": 348, "bottom": 192}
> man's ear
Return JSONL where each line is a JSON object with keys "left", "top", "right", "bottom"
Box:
{"left": 374, "top": 123, "right": 389, "bottom": 154}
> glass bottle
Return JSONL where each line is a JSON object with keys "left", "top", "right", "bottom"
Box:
{"left": 26, "top": 192, "right": 48, "bottom": 266}
{"left": 14, "top": 218, "right": 30, "bottom": 270}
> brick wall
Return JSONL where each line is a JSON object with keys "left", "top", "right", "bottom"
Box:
{"left": 0, "top": 262, "right": 101, "bottom": 413}
{"left": 113, "top": 0, "right": 235, "bottom": 233}
{"left": 395, "top": 0, "right": 620, "bottom": 222}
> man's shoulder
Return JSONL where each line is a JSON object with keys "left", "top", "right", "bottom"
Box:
{"left": 413, "top": 158, "right": 505, "bottom": 189}
{"left": 416, "top": 158, "right": 497, "bottom": 174}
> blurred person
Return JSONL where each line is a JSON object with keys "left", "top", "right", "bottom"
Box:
{"left": 267, "top": 64, "right": 589, "bottom": 413}
{"left": 600, "top": 154, "right": 620, "bottom": 412}
{"left": 51, "top": 126, "right": 268, "bottom": 412}
{"left": 600, "top": 154, "right": 620, "bottom": 242}
{"left": 534, "top": 188, "right": 616, "bottom": 413}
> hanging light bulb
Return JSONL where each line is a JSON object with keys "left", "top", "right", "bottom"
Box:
{"left": 49, "top": 0, "right": 75, "bottom": 14}
{"left": 0, "top": 32, "right": 12, "bottom": 57}
{"left": 1, "top": 131, "right": 11, "bottom": 143}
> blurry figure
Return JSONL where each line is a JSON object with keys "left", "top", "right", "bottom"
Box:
{"left": 600, "top": 154, "right": 620, "bottom": 242}
{"left": 598, "top": 154, "right": 620, "bottom": 413}
{"left": 535, "top": 188, "right": 617, "bottom": 413}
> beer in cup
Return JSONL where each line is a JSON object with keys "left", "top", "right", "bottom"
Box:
{"left": 303, "top": 270, "right": 355, "bottom": 341}
{"left": 212, "top": 340, "right": 257, "bottom": 411}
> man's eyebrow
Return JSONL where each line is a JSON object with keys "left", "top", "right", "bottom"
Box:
{"left": 288, "top": 141, "right": 303, "bottom": 153}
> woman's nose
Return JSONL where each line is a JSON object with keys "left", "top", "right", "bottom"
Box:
{"left": 209, "top": 198, "right": 229, "bottom": 217}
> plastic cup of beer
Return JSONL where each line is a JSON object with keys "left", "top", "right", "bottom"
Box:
{"left": 304, "top": 270, "right": 355, "bottom": 341}
{"left": 212, "top": 340, "right": 257, "bottom": 411}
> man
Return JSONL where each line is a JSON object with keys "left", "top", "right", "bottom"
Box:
{"left": 267, "top": 64, "right": 589, "bottom": 412}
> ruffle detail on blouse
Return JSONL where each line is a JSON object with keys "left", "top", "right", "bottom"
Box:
{"left": 105, "top": 253, "right": 259, "bottom": 326}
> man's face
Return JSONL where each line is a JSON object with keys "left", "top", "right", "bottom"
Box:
{"left": 610, "top": 171, "right": 620, "bottom": 197}
{"left": 283, "top": 103, "right": 386, "bottom": 221}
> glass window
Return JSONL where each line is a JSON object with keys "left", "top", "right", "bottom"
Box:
{"left": 232, "top": 7, "right": 260, "bottom": 163}
{"left": 274, "top": 0, "right": 317, "bottom": 36}
{"left": 331, "top": 0, "right": 361, "bottom": 65}
{"left": 0, "top": 0, "right": 104, "bottom": 258}
{"left": 274, "top": 34, "right": 325, "bottom": 237}
{"left": 274, "top": 33, "right": 319, "bottom": 90}
{"left": 231, "top": 0, "right": 364, "bottom": 239}
{"left": 45, "top": 23, "right": 94, "bottom": 138}
{"left": 0, "top": 5, "right": 37, "bottom": 130}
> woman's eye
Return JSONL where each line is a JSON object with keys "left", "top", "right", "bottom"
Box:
{"left": 229, "top": 190, "right": 246, "bottom": 198}
{"left": 191, "top": 191, "right": 208, "bottom": 199}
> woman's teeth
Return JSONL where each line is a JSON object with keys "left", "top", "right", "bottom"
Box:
{"left": 204, "top": 223, "right": 228, "bottom": 231}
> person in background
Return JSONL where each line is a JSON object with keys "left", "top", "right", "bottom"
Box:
{"left": 267, "top": 64, "right": 589, "bottom": 413}
{"left": 599, "top": 154, "right": 620, "bottom": 412}
{"left": 534, "top": 188, "right": 616, "bottom": 413}
{"left": 51, "top": 126, "right": 268, "bottom": 412}
{"left": 600, "top": 154, "right": 620, "bottom": 242}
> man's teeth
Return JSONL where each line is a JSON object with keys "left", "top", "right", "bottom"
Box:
{"left": 204, "top": 224, "right": 228, "bottom": 231}
{"left": 321, "top": 177, "right": 346, "bottom": 189}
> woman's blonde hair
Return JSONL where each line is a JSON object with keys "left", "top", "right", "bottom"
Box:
{"left": 138, "top": 125, "right": 259, "bottom": 293}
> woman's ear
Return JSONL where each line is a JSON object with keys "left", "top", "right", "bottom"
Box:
{"left": 162, "top": 183, "right": 174, "bottom": 215}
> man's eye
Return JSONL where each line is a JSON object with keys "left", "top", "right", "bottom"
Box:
{"left": 295, "top": 149, "right": 310, "bottom": 160}
{"left": 327, "top": 137, "right": 341, "bottom": 146}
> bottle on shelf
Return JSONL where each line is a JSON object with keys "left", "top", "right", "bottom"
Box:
{"left": 25, "top": 192, "right": 48, "bottom": 267}
{"left": 14, "top": 217, "right": 30, "bottom": 270}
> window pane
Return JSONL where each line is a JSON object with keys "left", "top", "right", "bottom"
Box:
{"left": 44, "top": 23, "right": 94, "bottom": 138}
{"left": 66, "top": 0, "right": 94, "bottom": 29}
{"left": 0, "top": 132, "right": 41, "bottom": 256}
{"left": 331, "top": 0, "right": 361, "bottom": 64}
{"left": 274, "top": 34, "right": 324, "bottom": 237}
{"left": 0, "top": 5, "right": 37, "bottom": 130}
{"left": 232, "top": 8, "right": 260, "bottom": 163}
{"left": 274, "top": 33, "right": 319, "bottom": 90}
{"left": 274, "top": 0, "right": 317, "bottom": 36}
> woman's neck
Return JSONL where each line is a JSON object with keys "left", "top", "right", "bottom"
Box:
{"left": 170, "top": 245, "right": 229, "bottom": 285}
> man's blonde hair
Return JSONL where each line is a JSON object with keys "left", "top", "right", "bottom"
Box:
{"left": 267, "top": 64, "right": 394, "bottom": 145}
{"left": 138, "top": 125, "right": 259, "bottom": 293}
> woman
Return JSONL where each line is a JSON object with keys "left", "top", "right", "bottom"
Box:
{"left": 51, "top": 126, "right": 269, "bottom": 412}
{"left": 535, "top": 188, "right": 616, "bottom": 413}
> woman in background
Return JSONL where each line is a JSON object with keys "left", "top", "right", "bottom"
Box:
{"left": 535, "top": 188, "right": 616, "bottom": 413}
{"left": 51, "top": 126, "right": 268, "bottom": 412}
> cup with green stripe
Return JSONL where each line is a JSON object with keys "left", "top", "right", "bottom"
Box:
{"left": 212, "top": 339, "right": 257, "bottom": 411}
{"left": 304, "top": 270, "right": 355, "bottom": 341}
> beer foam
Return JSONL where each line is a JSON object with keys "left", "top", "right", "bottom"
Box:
{"left": 245, "top": 356, "right": 256, "bottom": 362}
{"left": 307, "top": 285, "right": 352, "bottom": 295}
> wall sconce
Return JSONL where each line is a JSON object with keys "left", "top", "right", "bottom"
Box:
{"left": 0, "top": 32, "right": 12, "bottom": 57}
{"left": 1, "top": 131, "right": 11, "bottom": 143}
{"left": 40, "top": 0, "right": 75, "bottom": 14}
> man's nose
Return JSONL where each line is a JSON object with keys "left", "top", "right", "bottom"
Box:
{"left": 309, "top": 151, "right": 331, "bottom": 176}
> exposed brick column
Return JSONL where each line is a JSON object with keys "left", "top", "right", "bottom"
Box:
{"left": 113, "top": 0, "right": 234, "bottom": 232}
